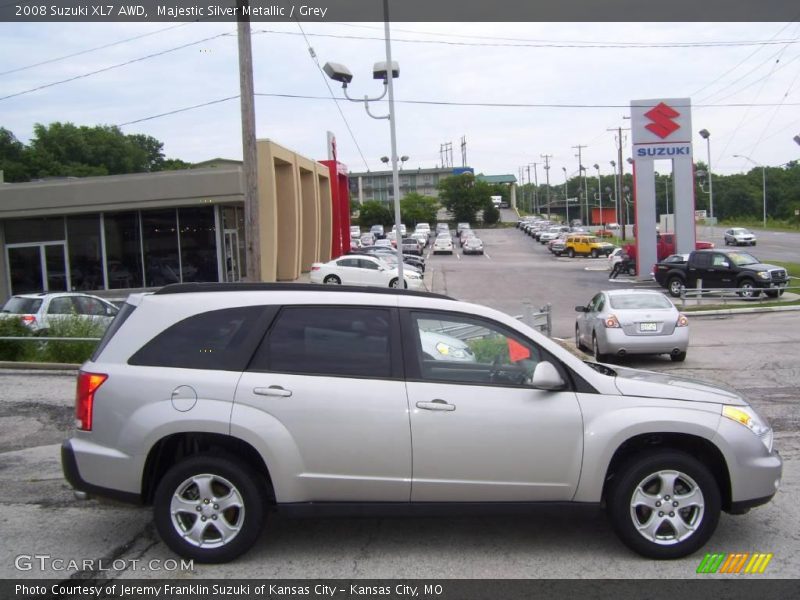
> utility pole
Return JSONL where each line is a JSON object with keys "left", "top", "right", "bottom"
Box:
{"left": 541, "top": 154, "right": 552, "bottom": 219}
{"left": 607, "top": 126, "right": 629, "bottom": 240}
{"left": 572, "top": 144, "right": 587, "bottom": 224}
{"left": 526, "top": 164, "right": 532, "bottom": 213}
{"left": 532, "top": 162, "right": 539, "bottom": 214}
{"left": 237, "top": 0, "right": 260, "bottom": 282}
{"left": 460, "top": 135, "right": 467, "bottom": 167}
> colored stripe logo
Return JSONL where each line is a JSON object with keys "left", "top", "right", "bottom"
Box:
{"left": 697, "top": 553, "right": 773, "bottom": 574}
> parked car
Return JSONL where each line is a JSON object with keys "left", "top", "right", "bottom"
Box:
{"left": 550, "top": 237, "right": 568, "bottom": 256}
{"left": 575, "top": 289, "right": 689, "bottom": 362}
{"left": 433, "top": 233, "right": 454, "bottom": 254}
{"left": 724, "top": 228, "right": 757, "bottom": 246}
{"left": 349, "top": 225, "right": 361, "bottom": 238}
{"left": 310, "top": 255, "right": 423, "bottom": 289}
{"left": 360, "top": 233, "right": 375, "bottom": 247}
{"left": 63, "top": 283, "right": 781, "bottom": 563}
{"left": 459, "top": 229, "right": 477, "bottom": 247}
{"left": 462, "top": 236, "right": 484, "bottom": 255}
{"left": 625, "top": 232, "right": 714, "bottom": 263}
{"left": 436, "top": 222, "right": 450, "bottom": 235}
{"left": 564, "top": 235, "right": 615, "bottom": 258}
{"left": 539, "top": 226, "right": 570, "bottom": 244}
{"left": 653, "top": 249, "right": 788, "bottom": 299}
{"left": 402, "top": 237, "right": 423, "bottom": 256}
{"left": 608, "top": 247, "right": 625, "bottom": 271}
{"left": 457, "top": 222, "right": 471, "bottom": 236}
{"left": 353, "top": 246, "right": 426, "bottom": 272}
{"left": 370, "top": 224, "right": 386, "bottom": 239}
{"left": 411, "top": 231, "right": 429, "bottom": 248}
{"left": 0, "top": 292, "right": 119, "bottom": 334}
{"left": 375, "top": 239, "right": 393, "bottom": 249}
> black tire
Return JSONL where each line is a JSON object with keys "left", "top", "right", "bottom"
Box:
{"left": 667, "top": 277, "right": 684, "bottom": 298}
{"left": 568, "top": 248, "right": 575, "bottom": 258}
{"left": 592, "top": 333, "right": 609, "bottom": 362}
{"left": 752, "top": 241, "right": 757, "bottom": 246}
{"left": 670, "top": 351, "right": 687, "bottom": 362}
{"left": 737, "top": 279, "right": 760, "bottom": 299}
{"left": 764, "top": 289, "right": 784, "bottom": 299}
{"left": 323, "top": 275, "right": 341, "bottom": 285}
{"left": 607, "top": 450, "right": 721, "bottom": 559}
{"left": 591, "top": 249, "right": 599, "bottom": 258}
{"left": 153, "top": 455, "right": 267, "bottom": 563}
{"left": 389, "top": 278, "right": 407, "bottom": 288}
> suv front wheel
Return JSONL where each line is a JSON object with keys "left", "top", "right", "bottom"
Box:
{"left": 153, "top": 455, "right": 267, "bottom": 563}
{"left": 607, "top": 450, "right": 720, "bottom": 559}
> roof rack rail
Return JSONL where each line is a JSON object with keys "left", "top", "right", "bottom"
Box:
{"left": 152, "top": 281, "right": 453, "bottom": 300}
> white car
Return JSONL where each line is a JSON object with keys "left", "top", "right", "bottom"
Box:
{"left": 433, "top": 234, "right": 454, "bottom": 255}
{"left": 0, "top": 292, "right": 119, "bottom": 334}
{"left": 724, "top": 228, "right": 757, "bottom": 246}
{"left": 608, "top": 247, "right": 625, "bottom": 271}
{"left": 310, "top": 255, "right": 423, "bottom": 289}
{"left": 374, "top": 239, "right": 393, "bottom": 249}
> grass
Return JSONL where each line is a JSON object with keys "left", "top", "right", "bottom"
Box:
{"left": 683, "top": 298, "right": 800, "bottom": 312}
{"left": 0, "top": 315, "right": 104, "bottom": 364}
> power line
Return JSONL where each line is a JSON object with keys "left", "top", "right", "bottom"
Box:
{"left": 0, "top": 31, "right": 232, "bottom": 102}
{"left": 328, "top": 22, "right": 800, "bottom": 49}
{"left": 117, "top": 95, "right": 240, "bottom": 126}
{"left": 293, "top": 20, "right": 370, "bottom": 171}
{"left": 252, "top": 28, "right": 800, "bottom": 50}
{"left": 0, "top": 22, "right": 196, "bottom": 77}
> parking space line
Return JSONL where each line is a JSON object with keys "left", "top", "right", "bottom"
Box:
{"left": 456, "top": 252, "right": 461, "bottom": 260}
{"left": 484, "top": 252, "right": 491, "bottom": 260}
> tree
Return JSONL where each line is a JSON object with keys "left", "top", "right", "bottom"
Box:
{"left": 400, "top": 192, "right": 439, "bottom": 227}
{"left": 0, "top": 127, "right": 30, "bottom": 182}
{"left": 357, "top": 200, "right": 394, "bottom": 227}
{"left": 482, "top": 203, "right": 500, "bottom": 224}
{"left": 437, "top": 173, "right": 492, "bottom": 223}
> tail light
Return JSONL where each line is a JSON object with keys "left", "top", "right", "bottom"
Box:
{"left": 311, "top": 265, "right": 320, "bottom": 271}
{"left": 20, "top": 315, "right": 37, "bottom": 326}
{"left": 75, "top": 371, "right": 107, "bottom": 431}
{"left": 604, "top": 315, "right": 621, "bottom": 328}
{"left": 676, "top": 314, "right": 689, "bottom": 327}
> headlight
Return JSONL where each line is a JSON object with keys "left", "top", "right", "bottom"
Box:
{"left": 405, "top": 273, "right": 421, "bottom": 279}
{"left": 723, "top": 405, "right": 773, "bottom": 451}
{"left": 757, "top": 271, "right": 771, "bottom": 280}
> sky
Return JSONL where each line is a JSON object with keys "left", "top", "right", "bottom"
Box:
{"left": 2, "top": 20, "right": 800, "bottom": 181}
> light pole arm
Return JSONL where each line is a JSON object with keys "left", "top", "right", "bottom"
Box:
{"left": 342, "top": 82, "right": 388, "bottom": 104}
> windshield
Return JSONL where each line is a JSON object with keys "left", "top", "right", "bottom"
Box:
{"left": 729, "top": 252, "right": 760, "bottom": 266}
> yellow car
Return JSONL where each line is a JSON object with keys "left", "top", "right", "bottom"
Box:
{"left": 564, "top": 235, "right": 615, "bottom": 258}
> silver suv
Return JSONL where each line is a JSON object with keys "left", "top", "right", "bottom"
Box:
{"left": 62, "top": 283, "right": 781, "bottom": 563}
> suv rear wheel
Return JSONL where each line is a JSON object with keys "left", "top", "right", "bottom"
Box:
{"left": 607, "top": 450, "right": 720, "bottom": 559}
{"left": 153, "top": 455, "right": 267, "bottom": 563}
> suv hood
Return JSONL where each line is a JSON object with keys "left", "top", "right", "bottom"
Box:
{"left": 610, "top": 365, "right": 747, "bottom": 406}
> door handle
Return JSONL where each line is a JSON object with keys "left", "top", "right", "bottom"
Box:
{"left": 416, "top": 399, "right": 455, "bottom": 412}
{"left": 253, "top": 385, "right": 292, "bottom": 397}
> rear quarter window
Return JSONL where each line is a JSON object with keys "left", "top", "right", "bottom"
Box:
{"left": 128, "top": 306, "right": 276, "bottom": 371}
{"left": 2, "top": 297, "right": 42, "bottom": 314}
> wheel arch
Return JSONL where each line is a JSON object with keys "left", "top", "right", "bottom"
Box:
{"left": 600, "top": 432, "right": 731, "bottom": 511}
{"left": 141, "top": 432, "right": 274, "bottom": 505}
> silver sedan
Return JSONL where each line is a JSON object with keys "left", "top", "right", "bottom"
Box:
{"left": 575, "top": 289, "right": 689, "bottom": 362}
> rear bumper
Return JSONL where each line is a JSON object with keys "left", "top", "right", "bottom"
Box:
{"left": 61, "top": 439, "right": 141, "bottom": 505}
{"left": 599, "top": 326, "right": 689, "bottom": 356}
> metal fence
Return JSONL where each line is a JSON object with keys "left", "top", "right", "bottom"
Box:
{"left": 679, "top": 284, "right": 799, "bottom": 308}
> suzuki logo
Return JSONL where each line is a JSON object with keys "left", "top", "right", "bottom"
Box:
{"left": 644, "top": 102, "right": 681, "bottom": 139}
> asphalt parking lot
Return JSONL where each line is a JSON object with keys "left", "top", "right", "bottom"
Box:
{"left": 1, "top": 226, "right": 798, "bottom": 580}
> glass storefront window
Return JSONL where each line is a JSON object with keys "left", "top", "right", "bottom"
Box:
{"left": 4, "top": 217, "right": 65, "bottom": 244}
{"left": 178, "top": 207, "right": 217, "bottom": 282}
{"left": 104, "top": 212, "right": 143, "bottom": 289}
{"left": 141, "top": 209, "right": 179, "bottom": 287}
{"left": 66, "top": 215, "right": 103, "bottom": 291}
{"left": 221, "top": 206, "right": 246, "bottom": 282}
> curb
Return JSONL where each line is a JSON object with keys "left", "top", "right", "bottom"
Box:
{"left": 684, "top": 304, "right": 800, "bottom": 317}
{"left": 0, "top": 361, "right": 79, "bottom": 371}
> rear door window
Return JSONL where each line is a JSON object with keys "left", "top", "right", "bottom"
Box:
{"left": 249, "top": 306, "right": 397, "bottom": 379}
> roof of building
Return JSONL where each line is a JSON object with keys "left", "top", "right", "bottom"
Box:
{"left": 477, "top": 174, "right": 517, "bottom": 184}
{"left": 348, "top": 166, "right": 471, "bottom": 177}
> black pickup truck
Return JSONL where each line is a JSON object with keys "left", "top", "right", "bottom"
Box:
{"left": 654, "top": 249, "right": 789, "bottom": 299}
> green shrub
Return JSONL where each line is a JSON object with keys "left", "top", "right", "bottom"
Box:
{"left": 468, "top": 336, "right": 508, "bottom": 364}
{"left": 34, "top": 317, "right": 105, "bottom": 364}
{"left": 0, "top": 318, "right": 34, "bottom": 361}
{"left": 482, "top": 204, "right": 501, "bottom": 225}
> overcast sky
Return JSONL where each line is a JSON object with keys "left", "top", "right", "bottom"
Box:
{"left": 2, "top": 20, "right": 799, "bottom": 180}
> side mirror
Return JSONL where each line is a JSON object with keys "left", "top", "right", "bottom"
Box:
{"left": 531, "top": 362, "right": 566, "bottom": 391}
{"left": 575, "top": 306, "right": 587, "bottom": 312}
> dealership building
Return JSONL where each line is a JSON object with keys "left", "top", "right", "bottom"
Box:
{"left": 0, "top": 140, "right": 349, "bottom": 302}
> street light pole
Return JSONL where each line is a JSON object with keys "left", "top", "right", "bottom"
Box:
{"left": 610, "top": 160, "right": 619, "bottom": 228}
{"left": 734, "top": 154, "right": 767, "bottom": 228}
{"left": 699, "top": 129, "right": 713, "bottom": 220}
{"left": 562, "top": 167, "right": 569, "bottom": 224}
{"left": 593, "top": 164, "right": 602, "bottom": 227}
